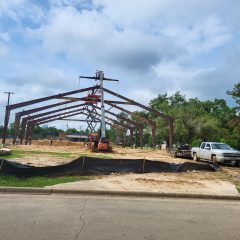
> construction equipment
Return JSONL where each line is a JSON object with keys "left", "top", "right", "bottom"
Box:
{"left": 80, "top": 70, "right": 118, "bottom": 152}
{"left": 88, "top": 133, "right": 112, "bottom": 152}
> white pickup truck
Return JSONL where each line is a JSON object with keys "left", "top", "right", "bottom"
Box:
{"left": 191, "top": 142, "right": 240, "bottom": 166}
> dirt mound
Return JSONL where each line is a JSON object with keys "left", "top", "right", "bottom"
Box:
{"left": 135, "top": 177, "right": 204, "bottom": 187}
{"left": 32, "top": 140, "right": 85, "bottom": 147}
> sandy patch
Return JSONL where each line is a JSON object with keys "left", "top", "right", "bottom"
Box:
{"left": 50, "top": 172, "right": 238, "bottom": 195}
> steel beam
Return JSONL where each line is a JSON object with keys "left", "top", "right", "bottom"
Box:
{"left": 59, "top": 118, "right": 101, "bottom": 123}
{"left": 9, "top": 86, "right": 98, "bottom": 111}
{"left": 24, "top": 108, "right": 85, "bottom": 144}
{"left": 92, "top": 105, "right": 144, "bottom": 129}
{"left": 19, "top": 104, "right": 85, "bottom": 141}
{"left": 58, "top": 96, "right": 131, "bottom": 105}
{"left": 106, "top": 102, "right": 157, "bottom": 148}
{"left": 89, "top": 105, "right": 144, "bottom": 147}
{"left": 13, "top": 100, "right": 79, "bottom": 143}
{"left": 103, "top": 87, "right": 174, "bottom": 148}
{"left": 60, "top": 115, "right": 126, "bottom": 131}
{"left": 14, "top": 103, "right": 86, "bottom": 144}
{"left": 2, "top": 86, "right": 98, "bottom": 144}
{"left": 91, "top": 105, "right": 144, "bottom": 147}
{"left": 25, "top": 109, "right": 130, "bottom": 144}
{"left": 25, "top": 110, "right": 85, "bottom": 144}
{"left": 84, "top": 110, "right": 132, "bottom": 131}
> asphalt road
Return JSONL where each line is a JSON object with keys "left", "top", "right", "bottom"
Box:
{"left": 0, "top": 194, "right": 240, "bottom": 240}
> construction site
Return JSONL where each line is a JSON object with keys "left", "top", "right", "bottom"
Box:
{"left": 0, "top": 71, "right": 240, "bottom": 195}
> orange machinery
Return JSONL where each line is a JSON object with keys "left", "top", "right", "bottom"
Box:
{"left": 88, "top": 133, "right": 112, "bottom": 152}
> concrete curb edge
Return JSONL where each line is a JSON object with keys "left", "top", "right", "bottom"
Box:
{"left": 0, "top": 187, "right": 240, "bottom": 200}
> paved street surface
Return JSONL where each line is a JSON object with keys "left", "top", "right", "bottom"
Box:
{"left": 0, "top": 194, "right": 240, "bottom": 240}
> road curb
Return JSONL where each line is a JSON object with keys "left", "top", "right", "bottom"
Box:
{"left": 0, "top": 186, "right": 6, "bottom": 193}
{"left": 51, "top": 189, "right": 240, "bottom": 200}
{"left": 0, "top": 187, "right": 240, "bottom": 200}
{"left": 3, "top": 187, "right": 52, "bottom": 195}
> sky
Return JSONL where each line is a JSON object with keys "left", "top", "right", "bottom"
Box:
{"left": 0, "top": 0, "right": 240, "bottom": 129}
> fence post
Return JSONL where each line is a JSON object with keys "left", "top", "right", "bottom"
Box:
{"left": 81, "top": 156, "right": 85, "bottom": 174}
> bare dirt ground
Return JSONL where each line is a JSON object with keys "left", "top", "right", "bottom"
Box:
{"left": 3, "top": 140, "right": 240, "bottom": 194}
{"left": 7, "top": 140, "right": 191, "bottom": 166}
{"left": 50, "top": 172, "right": 238, "bottom": 195}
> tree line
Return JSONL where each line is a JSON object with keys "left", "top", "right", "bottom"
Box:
{"left": 110, "top": 83, "right": 240, "bottom": 149}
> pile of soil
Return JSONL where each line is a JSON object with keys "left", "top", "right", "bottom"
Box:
{"left": 32, "top": 140, "right": 85, "bottom": 147}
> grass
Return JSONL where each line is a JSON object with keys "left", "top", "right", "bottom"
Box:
{"left": 1, "top": 149, "right": 77, "bottom": 160}
{"left": 0, "top": 174, "right": 94, "bottom": 188}
{"left": 86, "top": 154, "right": 113, "bottom": 159}
{"left": 236, "top": 185, "right": 240, "bottom": 193}
{"left": 1, "top": 149, "right": 114, "bottom": 160}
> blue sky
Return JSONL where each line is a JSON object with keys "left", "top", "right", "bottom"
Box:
{"left": 0, "top": 0, "right": 240, "bottom": 128}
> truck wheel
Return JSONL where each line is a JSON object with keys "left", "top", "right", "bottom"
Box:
{"left": 108, "top": 146, "right": 112, "bottom": 152}
{"left": 171, "top": 151, "right": 177, "bottom": 158}
{"left": 212, "top": 155, "right": 217, "bottom": 165}
{"left": 234, "top": 162, "right": 240, "bottom": 167}
{"left": 193, "top": 153, "right": 199, "bottom": 161}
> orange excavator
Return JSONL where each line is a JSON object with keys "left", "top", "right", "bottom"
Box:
{"left": 88, "top": 133, "right": 112, "bottom": 152}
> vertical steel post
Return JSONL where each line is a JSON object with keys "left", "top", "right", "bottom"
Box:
{"left": 130, "top": 128, "right": 134, "bottom": 148}
{"left": 13, "top": 113, "right": 21, "bottom": 144}
{"left": 2, "top": 92, "right": 15, "bottom": 144}
{"left": 152, "top": 124, "right": 156, "bottom": 149}
{"left": 123, "top": 131, "right": 126, "bottom": 148}
{"left": 2, "top": 108, "right": 10, "bottom": 144}
{"left": 169, "top": 119, "right": 174, "bottom": 149}
{"left": 139, "top": 128, "right": 143, "bottom": 149}
{"left": 20, "top": 119, "right": 27, "bottom": 144}
{"left": 25, "top": 123, "right": 32, "bottom": 145}
{"left": 99, "top": 71, "right": 106, "bottom": 139}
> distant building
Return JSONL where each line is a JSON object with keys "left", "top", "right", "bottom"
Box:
{"left": 59, "top": 132, "right": 67, "bottom": 140}
{"left": 67, "top": 134, "right": 88, "bottom": 142}
{"left": 59, "top": 132, "right": 88, "bottom": 142}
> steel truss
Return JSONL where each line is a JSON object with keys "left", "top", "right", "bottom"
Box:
{"left": 2, "top": 83, "right": 174, "bottom": 148}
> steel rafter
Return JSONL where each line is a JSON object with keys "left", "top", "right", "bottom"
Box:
{"left": 103, "top": 87, "right": 174, "bottom": 148}
{"left": 24, "top": 108, "right": 85, "bottom": 144}
{"left": 14, "top": 103, "right": 86, "bottom": 144}
{"left": 3, "top": 82, "right": 174, "bottom": 148}
{"left": 106, "top": 102, "right": 157, "bottom": 148}
{"left": 2, "top": 86, "right": 98, "bottom": 144}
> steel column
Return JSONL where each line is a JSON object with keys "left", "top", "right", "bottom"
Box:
{"left": 130, "top": 128, "right": 134, "bottom": 148}
{"left": 139, "top": 128, "right": 143, "bottom": 149}
{"left": 2, "top": 107, "right": 10, "bottom": 144}
{"left": 12, "top": 113, "right": 21, "bottom": 144}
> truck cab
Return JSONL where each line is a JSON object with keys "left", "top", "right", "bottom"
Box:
{"left": 192, "top": 142, "right": 240, "bottom": 166}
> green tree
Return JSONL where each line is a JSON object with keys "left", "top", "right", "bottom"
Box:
{"left": 227, "top": 82, "right": 240, "bottom": 108}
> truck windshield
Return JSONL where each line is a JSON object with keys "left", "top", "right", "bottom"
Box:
{"left": 211, "top": 144, "right": 231, "bottom": 150}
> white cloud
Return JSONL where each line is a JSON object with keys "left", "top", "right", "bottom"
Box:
{"left": 0, "top": 0, "right": 24, "bottom": 11}
{"left": 0, "top": 43, "right": 8, "bottom": 56}
{"left": 128, "top": 89, "right": 156, "bottom": 106}
{"left": 163, "top": 16, "right": 232, "bottom": 55}
{"left": 0, "top": 0, "right": 240, "bottom": 127}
